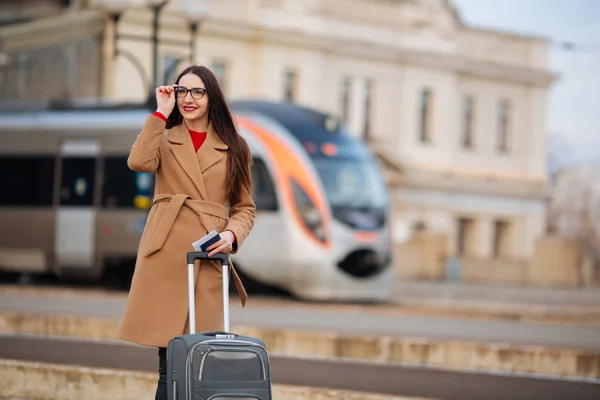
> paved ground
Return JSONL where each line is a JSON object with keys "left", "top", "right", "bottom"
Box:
{"left": 3, "top": 283, "right": 600, "bottom": 327}
{"left": 1, "top": 288, "right": 600, "bottom": 350}
{"left": 1, "top": 334, "right": 598, "bottom": 400}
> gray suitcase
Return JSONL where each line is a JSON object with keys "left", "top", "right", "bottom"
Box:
{"left": 167, "top": 252, "right": 272, "bottom": 400}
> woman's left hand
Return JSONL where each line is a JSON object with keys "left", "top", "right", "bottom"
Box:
{"left": 207, "top": 231, "right": 235, "bottom": 257}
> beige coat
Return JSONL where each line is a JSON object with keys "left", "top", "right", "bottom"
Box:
{"left": 118, "top": 115, "right": 255, "bottom": 348}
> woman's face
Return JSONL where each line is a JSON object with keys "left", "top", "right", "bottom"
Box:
{"left": 176, "top": 73, "right": 209, "bottom": 123}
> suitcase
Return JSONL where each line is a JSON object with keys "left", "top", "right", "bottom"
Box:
{"left": 167, "top": 251, "right": 272, "bottom": 400}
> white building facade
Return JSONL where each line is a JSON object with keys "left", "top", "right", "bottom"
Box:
{"left": 96, "top": 0, "right": 556, "bottom": 262}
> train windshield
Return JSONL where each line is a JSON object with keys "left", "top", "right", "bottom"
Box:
{"left": 312, "top": 155, "right": 388, "bottom": 230}
{"left": 312, "top": 156, "right": 387, "bottom": 211}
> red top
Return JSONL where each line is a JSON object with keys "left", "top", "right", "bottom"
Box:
{"left": 151, "top": 111, "right": 236, "bottom": 245}
{"left": 153, "top": 111, "right": 167, "bottom": 122}
{"left": 189, "top": 130, "right": 207, "bottom": 152}
{"left": 152, "top": 111, "right": 206, "bottom": 152}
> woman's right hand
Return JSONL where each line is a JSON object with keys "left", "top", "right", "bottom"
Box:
{"left": 155, "top": 85, "right": 176, "bottom": 117}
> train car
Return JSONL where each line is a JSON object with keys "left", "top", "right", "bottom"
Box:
{"left": 0, "top": 100, "right": 393, "bottom": 301}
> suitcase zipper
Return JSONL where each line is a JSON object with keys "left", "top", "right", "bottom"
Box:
{"left": 198, "top": 347, "right": 265, "bottom": 381}
{"left": 186, "top": 339, "right": 270, "bottom": 398}
{"left": 200, "top": 338, "right": 268, "bottom": 352}
{"left": 197, "top": 346, "right": 214, "bottom": 380}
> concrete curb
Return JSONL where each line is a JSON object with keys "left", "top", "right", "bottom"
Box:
{"left": 0, "top": 312, "right": 598, "bottom": 379}
{"left": 0, "top": 359, "right": 427, "bottom": 400}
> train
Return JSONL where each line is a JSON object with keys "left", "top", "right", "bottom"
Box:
{"left": 0, "top": 99, "right": 393, "bottom": 301}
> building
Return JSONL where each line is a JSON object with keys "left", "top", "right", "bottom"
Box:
{"left": 0, "top": 0, "right": 104, "bottom": 106}
{"left": 0, "top": 0, "right": 558, "bottom": 283}
{"left": 545, "top": 165, "right": 600, "bottom": 287}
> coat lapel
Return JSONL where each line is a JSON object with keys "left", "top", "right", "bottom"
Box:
{"left": 168, "top": 124, "right": 208, "bottom": 199}
{"left": 197, "top": 123, "right": 228, "bottom": 174}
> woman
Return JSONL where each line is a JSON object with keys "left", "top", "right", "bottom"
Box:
{"left": 118, "top": 65, "right": 256, "bottom": 400}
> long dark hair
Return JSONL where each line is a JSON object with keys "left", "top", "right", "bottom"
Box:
{"left": 166, "top": 65, "right": 252, "bottom": 205}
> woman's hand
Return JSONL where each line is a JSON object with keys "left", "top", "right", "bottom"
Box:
{"left": 155, "top": 85, "right": 176, "bottom": 118}
{"left": 207, "top": 231, "right": 236, "bottom": 257}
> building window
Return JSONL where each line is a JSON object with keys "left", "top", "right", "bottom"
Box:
{"left": 492, "top": 219, "right": 511, "bottom": 258}
{"left": 363, "top": 78, "right": 373, "bottom": 141}
{"left": 340, "top": 76, "right": 352, "bottom": 124}
{"left": 283, "top": 69, "right": 298, "bottom": 102}
{"left": 211, "top": 59, "right": 228, "bottom": 94}
{"left": 498, "top": 98, "right": 511, "bottom": 153}
{"left": 419, "top": 88, "right": 432, "bottom": 144}
{"left": 462, "top": 95, "right": 474, "bottom": 149}
{"left": 456, "top": 217, "right": 475, "bottom": 257}
{"left": 161, "top": 56, "right": 180, "bottom": 85}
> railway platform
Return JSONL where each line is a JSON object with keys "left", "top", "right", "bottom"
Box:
{"left": 1, "top": 358, "right": 425, "bottom": 400}
{"left": 1, "top": 284, "right": 600, "bottom": 399}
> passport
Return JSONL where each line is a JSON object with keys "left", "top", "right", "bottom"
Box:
{"left": 192, "top": 230, "right": 221, "bottom": 252}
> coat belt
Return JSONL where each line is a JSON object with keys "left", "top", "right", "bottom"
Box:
{"left": 145, "top": 193, "right": 247, "bottom": 307}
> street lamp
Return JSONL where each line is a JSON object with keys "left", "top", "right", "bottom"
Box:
{"left": 98, "top": 0, "right": 210, "bottom": 109}
{"left": 147, "top": 0, "right": 169, "bottom": 90}
{"left": 161, "top": 0, "right": 211, "bottom": 83}
{"left": 180, "top": 0, "right": 211, "bottom": 63}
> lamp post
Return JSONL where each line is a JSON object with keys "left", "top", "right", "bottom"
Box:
{"left": 98, "top": 0, "right": 210, "bottom": 109}
{"left": 179, "top": 0, "right": 211, "bottom": 64}
{"left": 149, "top": 0, "right": 168, "bottom": 90}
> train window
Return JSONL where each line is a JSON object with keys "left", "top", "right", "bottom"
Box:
{"left": 102, "top": 156, "right": 146, "bottom": 208}
{"left": 59, "top": 157, "right": 96, "bottom": 206}
{"left": 251, "top": 158, "right": 278, "bottom": 211}
{"left": 0, "top": 155, "right": 55, "bottom": 206}
{"left": 312, "top": 157, "right": 387, "bottom": 211}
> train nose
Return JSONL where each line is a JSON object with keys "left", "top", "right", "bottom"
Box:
{"left": 336, "top": 249, "right": 390, "bottom": 278}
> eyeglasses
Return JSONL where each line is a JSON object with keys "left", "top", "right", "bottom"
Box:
{"left": 174, "top": 86, "right": 207, "bottom": 99}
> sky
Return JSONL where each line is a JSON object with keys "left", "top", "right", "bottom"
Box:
{"left": 451, "top": 0, "right": 600, "bottom": 170}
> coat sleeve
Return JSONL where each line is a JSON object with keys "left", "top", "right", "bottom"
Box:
{"left": 127, "top": 114, "right": 165, "bottom": 173}
{"left": 224, "top": 162, "right": 256, "bottom": 254}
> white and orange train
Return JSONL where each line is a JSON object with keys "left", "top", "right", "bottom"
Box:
{"left": 0, "top": 100, "right": 393, "bottom": 301}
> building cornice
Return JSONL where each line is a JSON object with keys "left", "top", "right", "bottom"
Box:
{"left": 385, "top": 166, "right": 548, "bottom": 201}
{"left": 393, "top": 172, "right": 548, "bottom": 200}
{"left": 369, "top": 143, "right": 548, "bottom": 200}
{"left": 0, "top": 10, "right": 105, "bottom": 52}
{"left": 457, "top": 22, "right": 550, "bottom": 43}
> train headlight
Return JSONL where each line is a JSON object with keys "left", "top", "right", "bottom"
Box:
{"left": 290, "top": 178, "right": 326, "bottom": 243}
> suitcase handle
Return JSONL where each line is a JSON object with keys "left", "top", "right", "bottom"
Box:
{"left": 202, "top": 330, "right": 237, "bottom": 337}
{"left": 186, "top": 251, "right": 230, "bottom": 335}
{"left": 187, "top": 252, "right": 229, "bottom": 265}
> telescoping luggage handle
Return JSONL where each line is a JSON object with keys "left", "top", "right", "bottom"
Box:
{"left": 186, "top": 252, "right": 231, "bottom": 335}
